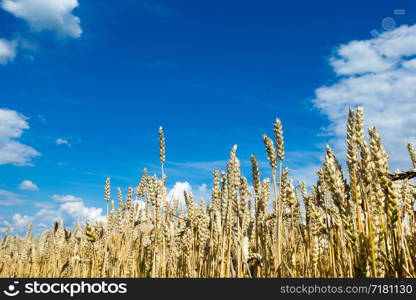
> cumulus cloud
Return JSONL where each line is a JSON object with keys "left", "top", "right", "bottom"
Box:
{"left": 330, "top": 25, "right": 416, "bottom": 75}
{"left": 50, "top": 194, "right": 104, "bottom": 224}
{"left": 0, "top": 39, "right": 17, "bottom": 64}
{"left": 12, "top": 213, "right": 31, "bottom": 231}
{"left": 0, "top": 193, "right": 105, "bottom": 234}
{"left": 1, "top": 0, "right": 82, "bottom": 38}
{"left": 18, "top": 180, "right": 39, "bottom": 191}
{"left": 52, "top": 194, "right": 82, "bottom": 202}
{"left": 313, "top": 24, "right": 416, "bottom": 169}
{"left": 57, "top": 201, "right": 104, "bottom": 222}
{"left": 167, "top": 181, "right": 192, "bottom": 205}
{"left": 0, "top": 108, "right": 40, "bottom": 166}
{"left": 56, "top": 138, "right": 71, "bottom": 147}
{"left": 166, "top": 181, "right": 210, "bottom": 207}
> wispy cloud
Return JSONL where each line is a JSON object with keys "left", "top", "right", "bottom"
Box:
{"left": 84, "top": 171, "right": 135, "bottom": 182}
{"left": 51, "top": 194, "right": 82, "bottom": 203}
{"left": 56, "top": 138, "right": 71, "bottom": 147}
{"left": 0, "top": 217, "right": 12, "bottom": 232}
{"left": 36, "top": 114, "right": 47, "bottom": 124}
{"left": 34, "top": 202, "right": 55, "bottom": 209}
{"left": 0, "top": 189, "right": 24, "bottom": 206}
{"left": 168, "top": 160, "right": 227, "bottom": 173}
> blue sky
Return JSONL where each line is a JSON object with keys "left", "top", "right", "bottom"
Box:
{"left": 1, "top": 0, "right": 416, "bottom": 233}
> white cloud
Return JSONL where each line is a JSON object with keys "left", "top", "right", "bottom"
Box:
{"left": 0, "top": 39, "right": 16, "bottom": 64}
{"left": 50, "top": 194, "right": 105, "bottom": 223}
{"left": 133, "top": 199, "right": 146, "bottom": 211}
{"left": 56, "top": 138, "right": 71, "bottom": 147}
{"left": 330, "top": 25, "right": 416, "bottom": 75}
{"left": 1, "top": 0, "right": 82, "bottom": 38}
{"left": 167, "top": 181, "right": 192, "bottom": 205}
{"left": 12, "top": 213, "right": 31, "bottom": 231}
{"left": 18, "top": 180, "right": 39, "bottom": 191}
{"left": 0, "top": 141, "right": 40, "bottom": 166}
{"left": 0, "top": 108, "right": 40, "bottom": 166}
{"left": 166, "top": 181, "right": 210, "bottom": 207}
{"left": 52, "top": 194, "right": 82, "bottom": 202}
{"left": 1, "top": 193, "right": 105, "bottom": 234}
{"left": 58, "top": 201, "right": 104, "bottom": 222}
{"left": 313, "top": 24, "right": 416, "bottom": 169}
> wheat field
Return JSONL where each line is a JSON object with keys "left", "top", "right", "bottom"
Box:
{"left": 1, "top": 107, "right": 415, "bottom": 278}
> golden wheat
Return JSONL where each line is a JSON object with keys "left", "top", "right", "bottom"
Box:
{"left": 1, "top": 107, "right": 415, "bottom": 278}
